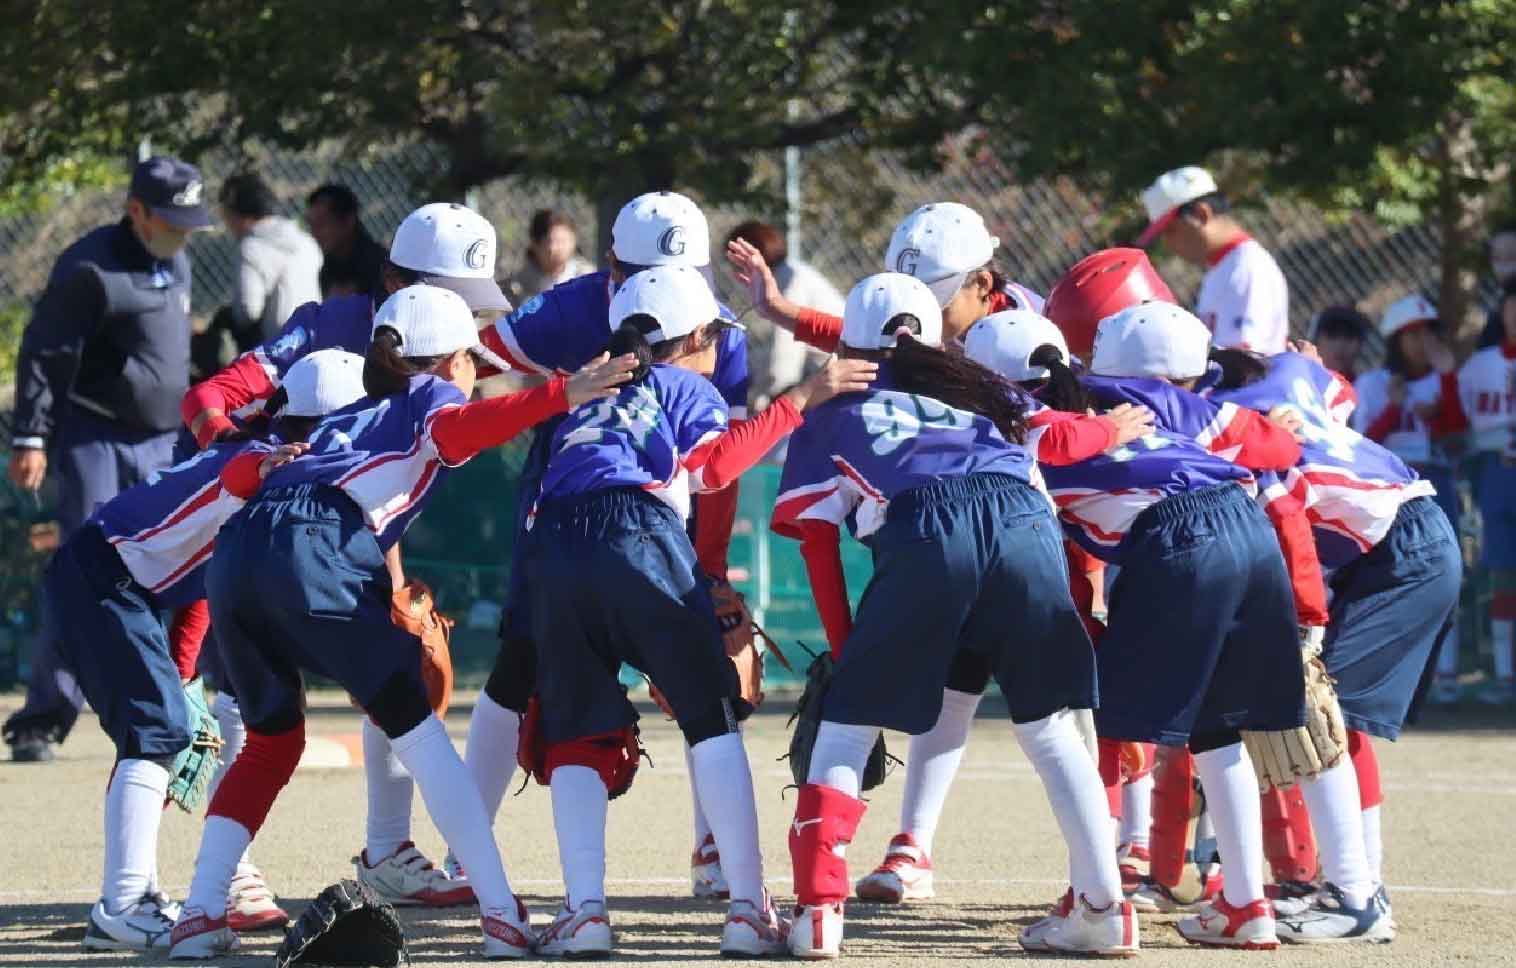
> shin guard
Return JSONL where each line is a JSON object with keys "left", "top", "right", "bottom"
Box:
{"left": 1149, "top": 745, "right": 1210, "bottom": 902}
{"left": 1261, "top": 786, "right": 1320, "bottom": 883}
{"left": 790, "top": 783, "right": 867, "bottom": 906}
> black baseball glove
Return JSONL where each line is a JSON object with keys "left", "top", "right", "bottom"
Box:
{"left": 274, "top": 879, "right": 407, "bottom": 967}
{"left": 784, "top": 645, "right": 894, "bottom": 792}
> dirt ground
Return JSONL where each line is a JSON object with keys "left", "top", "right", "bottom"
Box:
{"left": 2, "top": 691, "right": 1513, "bottom": 967}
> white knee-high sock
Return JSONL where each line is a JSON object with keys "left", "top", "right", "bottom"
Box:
{"left": 1494, "top": 620, "right": 1515, "bottom": 682}
{"left": 1361, "top": 805, "right": 1383, "bottom": 884}
{"left": 684, "top": 743, "right": 713, "bottom": 849}
{"left": 209, "top": 692, "right": 254, "bottom": 867}
{"left": 1192, "top": 743, "right": 1267, "bottom": 908}
{"left": 899, "top": 688, "right": 981, "bottom": 855}
{"left": 1013, "top": 710, "right": 1122, "bottom": 908}
{"left": 102, "top": 759, "right": 171, "bottom": 914}
{"left": 550, "top": 766, "right": 608, "bottom": 907}
{"left": 1120, "top": 773, "right": 1154, "bottom": 849}
{"left": 391, "top": 716, "right": 514, "bottom": 914}
{"left": 807, "top": 721, "right": 881, "bottom": 797}
{"left": 185, "top": 816, "right": 252, "bottom": 916}
{"left": 689, "top": 732, "right": 766, "bottom": 905}
{"left": 1299, "top": 760, "right": 1374, "bottom": 907}
{"left": 465, "top": 692, "right": 520, "bottom": 823}
{"left": 363, "top": 718, "right": 414, "bottom": 861}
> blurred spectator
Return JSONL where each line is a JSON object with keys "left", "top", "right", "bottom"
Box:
{"left": 725, "top": 220, "right": 845, "bottom": 406}
{"left": 219, "top": 173, "right": 322, "bottom": 344}
{"left": 1478, "top": 221, "right": 1516, "bottom": 349}
{"left": 306, "top": 183, "right": 387, "bottom": 301}
{"left": 1308, "top": 305, "right": 1370, "bottom": 380}
{"left": 502, "top": 208, "right": 593, "bottom": 304}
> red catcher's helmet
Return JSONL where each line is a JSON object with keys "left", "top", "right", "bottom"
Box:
{"left": 1044, "top": 248, "right": 1175, "bottom": 359}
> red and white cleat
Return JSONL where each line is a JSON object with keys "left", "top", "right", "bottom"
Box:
{"left": 535, "top": 899, "right": 612, "bottom": 958}
{"left": 168, "top": 906, "right": 239, "bottom": 960}
{"left": 691, "top": 833, "right": 729, "bottom": 899}
{"left": 226, "top": 861, "right": 289, "bottom": 932}
{"left": 354, "top": 841, "right": 476, "bottom": 908}
{"left": 1178, "top": 896, "right": 1280, "bottom": 949}
{"left": 1118, "top": 843, "right": 1151, "bottom": 896}
{"left": 853, "top": 833, "right": 934, "bottom": 903}
{"left": 788, "top": 902, "right": 844, "bottom": 959}
{"left": 1018, "top": 888, "right": 1075, "bottom": 952}
{"left": 1023, "top": 893, "right": 1139, "bottom": 958}
{"left": 482, "top": 897, "right": 537, "bottom": 959}
{"left": 721, "top": 892, "right": 790, "bottom": 957}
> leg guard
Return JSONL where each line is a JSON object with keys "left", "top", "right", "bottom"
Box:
{"left": 790, "top": 783, "right": 867, "bottom": 906}
{"left": 1348, "top": 729, "right": 1382, "bottom": 810}
{"left": 1260, "top": 787, "right": 1320, "bottom": 883}
{"left": 1149, "top": 745, "right": 1208, "bottom": 902}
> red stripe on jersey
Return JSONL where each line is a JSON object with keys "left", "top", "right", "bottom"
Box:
{"left": 370, "top": 459, "right": 442, "bottom": 533}
{"left": 110, "top": 481, "right": 222, "bottom": 546}
{"left": 150, "top": 537, "right": 218, "bottom": 593}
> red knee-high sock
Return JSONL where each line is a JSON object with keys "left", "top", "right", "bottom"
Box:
{"left": 1348, "top": 730, "right": 1382, "bottom": 809}
{"left": 1097, "top": 738, "right": 1124, "bottom": 818}
{"left": 790, "top": 783, "right": 867, "bottom": 906}
{"left": 206, "top": 722, "right": 306, "bottom": 836}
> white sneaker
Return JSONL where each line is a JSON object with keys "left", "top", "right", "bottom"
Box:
{"left": 1268, "top": 879, "right": 1319, "bottom": 919}
{"left": 721, "top": 894, "right": 790, "bottom": 957}
{"left": 691, "top": 833, "right": 730, "bottom": 899}
{"left": 355, "top": 841, "right": 476, "bottom": 907}
{"left": 536, "top": 899, "right": 613, "bottom": 958}
{"left": 83, "top": 896, "right": 176, "bottom": 951}
{"left": 1276, "top": 883, "right": 1396, "bottom": 944}
{"left": 854, "top": 833, "right": 934, "bottom": 903}
{"left": 227, "top": 861, "right": 289, "bottom": 932}
{"left": 1177, "top": 896, "right": 1279, "bottom": 949}
{"left": 788, "top": 902, "right": 844, "bottom": 959}
{"left": 168, "top": 906, "right": 239, "bottom": 960}
{"left": 143, "top": 888, "right": 182, "bottom": 924}
{"left": 1018, "top": 888, "right": 1074, "bottom": 952}
{"left": 1027, "top": 894, "right": 1139, "bottom": 957}
{"left": 482, "top": 898, "right": 537, "bottom": 959}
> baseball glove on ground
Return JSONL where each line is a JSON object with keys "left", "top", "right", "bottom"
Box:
{"left": 274, "top": 878, "right": 407, "bottom": 967}
{"left": 167, "top": 677, "right": 222, "bottom": 812}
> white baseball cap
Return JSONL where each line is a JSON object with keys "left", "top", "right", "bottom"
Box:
{"left": 1379, "top": 293, "right": 1437, "bottom": 340}
{"left": 281, "top": 349, "right": 367, "bottom": 417}
{"left": 608, "top": 265, "right": 721, "bottom": 343}
{"left": 373, "top": 284, "right": 493, "bottom": 359}
{"left": 389, "top": 203, "right": 512, "bottom": 312}
{"left": 1091, "top": 301, "right": 1212, "bottom": 380}
{"left": 611, "top": 191, "right": 711, "bottom": 268}
{"left": 884, "top": 203, "right": 1000, "bottom": 307}
{"left": 1135, "top": 166, "right": 1220, "bottom": 247}
{"left": 842, "top": 273, "right": 944, "bottom": 350}
{"left": 963, "top": 310, "right": 1070, "bottom": 382}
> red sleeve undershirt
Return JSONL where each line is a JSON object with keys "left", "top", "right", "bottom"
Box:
{"left": 1430, "top": 371, "right": 1470, "bottom": 436}
{"left": 1261, "top": 492, "right": 1330, "bottom": 627}
{"left": 1219, "top": 408, "right": 1302, "bottom": 471}
{"left": 1063, "top": 540, "right": 1106, "bottom": 644}
{"left": 1029, "top": 410, "right": 1118, "bottom": 465}
{"left": 686, "top": 397, "right": 804, "bottom": 492}
{"left": 693, "top": 484, "right": 739, "bottom": 580}
{"left": 220, "top": 451, "right": 266, "bottom": 500}
{"left": 169, "top": 599, "right": 212, "bottom": 681}
{"left": 429, "top": 378, "right": 569, "bottom": 465}
{"left": 1363, "top": 402, "right": 1401, "bottom": 443}
{"left": 182, "top": 354, "right": 277, "bottom": 447}
{"left": 796, "top": 518, "right": 851, "bottom": 657}
{"left": 793, "top": 309, "right": 843, "bottom": 354}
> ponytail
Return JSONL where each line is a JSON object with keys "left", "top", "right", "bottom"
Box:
{"left": 891, "top": 335, "right": 1029, "bottom": 443}
{"left": 1027, "top": 344, "right": 1095, "bottom": 413}
{"left": 603, "top": 314, "right": 729, "bottom": 384}
{"left": 1208, "top": 347, "right": 1267, "bottom": 390}
{"left": 363, "top": 325, "right": 446, "bottom": 399}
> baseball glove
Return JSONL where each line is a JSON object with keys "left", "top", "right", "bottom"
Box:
{"left": 167, "top": 677, "right": 222, "bottom": 813}
{"left": 390, "top": 580, "right": 454, "bottom": 717}
{"left": 646, "top": 581, "right": 793, "bottom": 718}
{"left": 274, "top": 878, "right": 407, "bottom": 967}
{"left": 784, "top": 645, "right": 894, "bottom": 792}
{"left": 517, "top": 697, "right": 645, "bottom": 800}
{"left": 1242, "top": 627, "right": 1347, "bottom": 792}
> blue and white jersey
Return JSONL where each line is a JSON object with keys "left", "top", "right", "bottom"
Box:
{"left": 484, "top": 270, "right": 751, "bottom": 416}
{"left": 538, "top": 365, "right": 729, "bottom": 519}
{"left": 261, "top": 375, "right": 468, "bottom": 549}
{"left": 90, "top": 442, "right": 250, "bottom": 607}
{"left": 1207, "top": 352, "right": 1434, "bottom": 568}
{"left": 243, "top": 294, "right": 373, "bottom": 410}
{"left": 772, "top": 363, "right": 1034, "bottom": 542}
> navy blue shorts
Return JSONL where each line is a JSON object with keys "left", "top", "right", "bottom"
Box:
{"left": 1095, "top": 484, "right": 1306, "bottom": 746}
{"left": 823, "top": 474, "right": 1097, "bottom": 735}
{"left": 44, "top": 525, "right": 191, "bottom": 759}
{"left": 206, "top": 484, "right": 430, "bottom": 736}
{"left": 1326, "top": 496, "right": 1461, "bottom": 740}
{"left": 525, "top": 488, "right": 741, "bottom": 745}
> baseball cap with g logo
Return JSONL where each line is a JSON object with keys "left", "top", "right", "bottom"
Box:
{"left": 389, "top": 203, "right": 512, "bottom": 313}
{"left": 611, "top": 191, "right": 711, "bottom": 268}
{"left": 884, "top": 203, "right": 1000, "bottom": 308}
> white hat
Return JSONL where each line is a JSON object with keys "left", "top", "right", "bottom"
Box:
{"left": 373, "top": 285, "right": 491, "bottom": 359}
{"left": 963, "top": 310, "right": 1070, "bottom": 382}
{"left": 608, "top": 265, "right": 721, "bottom": 343}
{"left": 884, "top": 202, "right": 1000, "bottom": 307}
{"left": 1379, "top": 293, "right": 1437, "bottom": 340}
{"left": 281, "top": 349, "right": 367, "bottom": 417}
{"left": 389, "top": 203, "right": 512, "bottom": 312}
{"left": 1135, "top": 166, "right": 1220, "bottom": 247}
{"left": 611, "top": 191, "right": 711, "bottom": 267}
{"left": 842, "top": 273, "right": 944, "bottom": 350}
{"left": 1091, "top": 301, "right": 1211, "bottom": 380}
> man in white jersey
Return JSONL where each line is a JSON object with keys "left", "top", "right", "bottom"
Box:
{"left": 1136, "top": 166, "right": 1290, "bottom": 354}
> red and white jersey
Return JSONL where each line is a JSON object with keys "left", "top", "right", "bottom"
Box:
{"left": 1457, "top": 345, "right": 1516, "bottom": 455}
{"left": 1351, "top": 367, "right": 1446, "bottom": 465}
{"left": 1196, "top": 236, "right": 1290, "bottom": 354}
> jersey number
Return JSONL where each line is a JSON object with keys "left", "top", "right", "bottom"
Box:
{"left": 558, "top": 385, "right": 661, "bottom": 452}
{"left": 309, "top": 399, "right": 393, "bottom": 456}
{"left": 861, "top": 393, "right": 969, "bottom": 456}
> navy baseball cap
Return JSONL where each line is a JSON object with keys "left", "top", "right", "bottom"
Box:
{"left": 129, "top": 156, "right": 214, "bottom": 229}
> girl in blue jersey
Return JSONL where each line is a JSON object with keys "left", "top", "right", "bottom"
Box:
{"left": 42, "top": 350, "right": 365, "bottom": 953}
{"left": 774, "top": 274, "right": 1131, "bottom": 958}
{"left": 167, "top": 286, "right": 636, "bottom": 961}
{"left": 522, "top": 265, "right": 874, "bottom": 958}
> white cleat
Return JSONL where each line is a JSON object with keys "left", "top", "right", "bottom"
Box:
{"left": 227, "top": 861, "right": 289, "bottom": 932}
{"left": 1177, "top": 896, "right": 1279, "bottom": 949}
{"left": 355, "top": 841, "right": 476, "bottom": 907}
{"left": 168, "top": 906, "right": 239, "bottom": 960}
{"left": 854, "top": 833, "right": 934, "bottom": 903}
{"left": 692, "top": 833, "right": 730, "bottom": 899}
{"left": 535, "top": 899, "right": 613, "bottom": 959}
{"left": 482, "top": 898, "right": 537, "bottom": 959}
{"left": 721, "top": 894, "right": 791, "bottom": 957}
{"left": 1275, "top": 883, "right": 1396, "bottom": 944}
{"left": 1019, "top": 888, "right": 1074, "bottom": 952}
{"left": 1024, "top": 894, "right": 1139, "bottom": 958}
{"left": 788, "top": 902, "right": 844, "bottom": 959}
{"left": 83, "top": 896, "right": 176, "bottom": 951}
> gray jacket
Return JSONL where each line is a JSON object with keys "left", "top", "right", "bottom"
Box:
{"left": 233, "top": 216, "right": 323, "bottom": 340}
